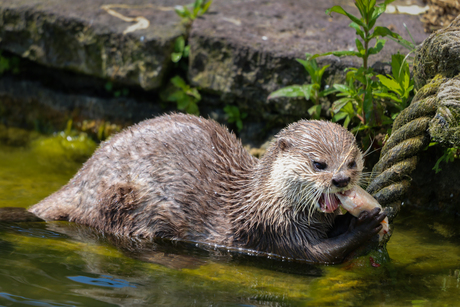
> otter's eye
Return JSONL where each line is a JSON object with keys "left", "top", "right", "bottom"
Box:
{"left": 313, "top": 161, "right": 327, "bottom": 170}
{"left": 348, "top": 161, "right": 357, "bottom": 169}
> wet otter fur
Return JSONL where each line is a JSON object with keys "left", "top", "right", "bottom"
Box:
{"left": 30, "top": 113, "right": 385, "bottom": 264}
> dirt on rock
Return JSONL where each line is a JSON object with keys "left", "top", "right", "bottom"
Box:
{"left": 421, "top": 0, "right": 460, "bottom": 32}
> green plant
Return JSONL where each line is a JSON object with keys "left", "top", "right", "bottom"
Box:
{"left": 224, "top": 105, "right": 247, "bottom": 132}
{"left": 173, "top": 0, "right": 212, "bottom": 64}
{"left": 104, "top": 81, "right": 129, "bottom": 98}
{"left": 375, "top": 52, "right": 414, "bottom": 118}
{"left": 0, "top": 51, "right": 20, "bottom": 75}
{"left": 311, "top": 0, "right": 415, "bottom": 131}
{"left": 174, "top": 0, "right": 213, "bottom": 24}
{"left": 268, "top": 53, "right": 333, "bottom": 119}
{"left": 431, "top": 144, "right": 460, "bottom": 174}
{"left": 164, "top": 0, "right": 213, "bottom": 116}
{"left": 166, "top": 76, "right": 201, "bottom": 115}
{"left": 171, "top": 36, "right": 190, "bottom": 64}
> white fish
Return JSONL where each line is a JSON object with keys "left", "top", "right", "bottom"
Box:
{"left": 336, "top": 186, "right": 389, "bottom": 241}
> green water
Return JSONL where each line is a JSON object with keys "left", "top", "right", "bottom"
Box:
{"left": 1, "top": 138, "right": 460, "bottom": 306}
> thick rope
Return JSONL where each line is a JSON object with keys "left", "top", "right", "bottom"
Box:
{"left": 366, "top": 15, "right": 460, "bottom": 228}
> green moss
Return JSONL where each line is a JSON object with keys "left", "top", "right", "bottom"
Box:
{"left": 0, "top": 124, "right": 41, "bottom": 146}
{"left": 0, "top": 128, "right": 96, "bottom": 208}
{"left": 30, "top": 131, "right": 97, "bottom": 165}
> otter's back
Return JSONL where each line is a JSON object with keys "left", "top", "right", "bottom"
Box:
{"left": 30, "top": 114, "right": 256, "bottom": 243}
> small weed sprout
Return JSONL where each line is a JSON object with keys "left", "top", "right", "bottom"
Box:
{"left": 224, "top": 105, "right": 248, "bottom": 132}
{"left": 163, "top": 0, "right": 213, "bottom": 116}
{"left": 166, "top": 76, "right": 201, "bottom": 115}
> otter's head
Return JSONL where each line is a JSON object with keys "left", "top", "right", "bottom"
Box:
{"left": 268, "top": 120, "right": 363, "bottom": 216}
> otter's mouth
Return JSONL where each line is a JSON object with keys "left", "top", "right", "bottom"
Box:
{"left": 318, "top": 193, "right": 341, "bottom": 213}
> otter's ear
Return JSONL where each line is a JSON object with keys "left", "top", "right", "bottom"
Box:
{"left": 277, "top": 138, "right": 292, "bottom": 151}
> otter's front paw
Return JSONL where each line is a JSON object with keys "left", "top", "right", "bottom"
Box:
{"left": 349, "top": 208, "right": 386, "bottom": 241}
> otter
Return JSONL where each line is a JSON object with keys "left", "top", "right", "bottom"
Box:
{"left": 29, "top": 114, "right": 386, "bottom": 264}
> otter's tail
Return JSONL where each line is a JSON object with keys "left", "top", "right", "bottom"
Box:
{"left": 29, "top": 186, "right": 78, "bottom": 221}
{"left": 0, "top": 207, "right": 44, "bottom": 223}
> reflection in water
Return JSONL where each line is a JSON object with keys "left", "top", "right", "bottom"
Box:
{"left": 0, "top": 292, "right": 77, "bottom": 307}
{"left": 67, "top": 275, "right": 137, "bottom": 288}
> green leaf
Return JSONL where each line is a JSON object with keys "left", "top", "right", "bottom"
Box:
{"left": 224, "top": 105, "right": 239, "bottom": 120}
{"left": 349, "top": 22, "right": 365, "bottom": 39}
{"left": 332, "top": 111, "right": 348, "bottom": 122}
{"left": 332, "top": 98, "right": 352, "bottom": 113}
{"left": 373, "top": 92, "right": 402, "bottom": 103}
{"left": 351, "top": 124, "right": 371, "bottom": 133}
{"left": 201, "top": 0, "right": 213, "bottom": 15}
{"left": 333, "top": 84, "right": 352, "bottom": 94}
{"left": 171, "top": 76, "right": 188, "bottom": 90}
{"left": 0, "top": 56, "right": 10, "bottom": 74}
{"left": 104, "top": 81, "right": 113, "bottom": 92}
{"left": 368, "top": 1, "right": 388, "bottom": 29}
{"left": 332, "top": 111, "right": 351, "bottom": 128}
{"left": 377, "top": 75, "right": 400, "bottom": 93}
{"left": 316, "top": 64, "right": 330, "bottom": 82}
{"left": 186, "top": 102, "right": 199, "bottom": 115}
{"left": 355, "top": 38, "right": 365, "bottom": 54}
{"left": 177, "top": 96, "right": 191, "bottom": 110}
{"left": 404, "top": 85, "right": 414, "bottom": 99}
{"left": 311, "top": 50, "right": 362, "bottom": 59}
{"left": 320, "top": 87, "right": 339, "bottom": 97}
{"left": 383, "top": 0, "right": 397, "bottom": 6}
{"left": 325, "top": 6, "right": 367, "bottom": 30}
{"left": 180, "top": 6, "right": 192, "bottom": 19}
{"left": 167, "top": 90, "right": 186, "bottom": 102}
{"left": 387, "top": 35, "right": 415, "bottom": 51}
{"left": 194, "top": 0, "right": 203, "bottom": 10}
{"left": 363, "top": 87, "right": 373, "bottom": 123}
{"left": 183, "top": 45, "right": 190, "bottom": 58}
{"left": 296, "top": 58, "right": 317, "bottom": 79}
{"left": 354, "top": 0, "right": 367, "bottom": 21}
{"left": 268, "top": 85, "right": 313, "bottom": 100}
{"left": 171, "top": 52, "right": 182, "bottom": 63}
{"left": 390, "top": 53, "right": 404, "bottom": 81}
{"left": 368, "top": 39, "right": 386, "bottom": 55}
{"left": 343, "top": 115, "right": 351, "bottom": 128}
{"left": 341, "top": 101, "right": 355, "bottom": 114}
{"left": 369, "top": 0, "right": 377, "bottom": 9}
{"left": 369, "top": 26, "right": 401, "bottom": 40}
{"left": 187, "top": 87, "right": 201, "bottom": 100}
{"left": 236, "top": 119, "right": 243, "bottom": 131}
{"left": 174, "top": 36, "right": 185, "bottom": 53}
{"left": 174, "top": 5, "right": 187, "bottom": 18}
{"left": 193, "top": 6, "right": 200, "bottom": 19}
{"left": 193, "top": 0, "right": 203, "bottom": 17}
{"left": 308, "top": 104, "right": 322, "bottom": 119}
{"left": 175, "top": 5, "right": 193, "bottom": 19}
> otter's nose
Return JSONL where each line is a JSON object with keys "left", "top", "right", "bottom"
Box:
{"left": 332, "top": 175, "right": 350, "bottom": 188}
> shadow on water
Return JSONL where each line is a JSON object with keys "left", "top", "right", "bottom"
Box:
{"left": 2, "top": 137, "right": 460, "bottom": 306}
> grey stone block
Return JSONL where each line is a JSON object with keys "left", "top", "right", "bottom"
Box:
{"left": 189, "top": 0, "right": 429, "bottom": 119}
{"left": 0, "top": 0, "right": 186, "bottom": 90}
